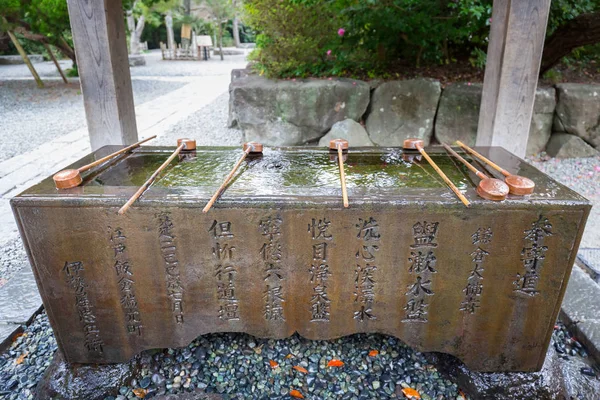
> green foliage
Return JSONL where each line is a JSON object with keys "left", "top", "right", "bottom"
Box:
{"left": 66, "top": 63, "right": 78, "bottom": 77}
{"left": 245, "top": 0, "right": 338, "bottom": 77}
{"left": 246, "top": 0, "right": 600, "bottom": 79}
{"left": 245, "top": 0, "right": 493, "bottom": 78}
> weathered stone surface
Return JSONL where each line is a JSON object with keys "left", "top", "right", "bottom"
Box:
{"left": 213, "top": 48, "right": 244, "bottom": 56}
{"left": 546, "top": 133, "right": 599, "bottom": 158}
{"left": 366, "top": 79, "right": 441, "bottom": 146}
{"left": 578, "top": 248, "right": 600, "bottom": 283}
{"left": 554, "top": 83, "right": 600, "bottom": 148}
{"left": 560, "top": 265, "right": 600, "bottom": 363}
{"left": 0, "top": 266, "right": 42, "bottom": 324}
{"left": 0, "top": 54, "right": 43, "bottom": 65}
{"left": 434, "top": 83, "right": 482, "bottom": 146}
{"left": 527, "top": 87, "right": 556, "bottom": 155}
{"left": 430, "top": 344, "right": 600, "bottom": 400}
{"left": 128, "top": 54, "right": 146, "bottom": 67}
{"left": 318, "top": 119, "right": 374, "bottom": 147}
{"left": 11, "top": 145, "right": 590, "bottom": 371}
{"left": 434, "top": 85, "right": 555, "bottom": 154}
{"left": 230, "top": 76, "right": 370, "bottom": 145}
{"left": 228, "top": 69, "right": 253, "bottom": 128}
{"left": 36, "top": 351, "right": 141, "bottom": 400}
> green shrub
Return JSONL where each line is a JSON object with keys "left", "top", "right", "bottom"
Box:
{"left": 245, "top": 0, "right": 600, "bottom": 79}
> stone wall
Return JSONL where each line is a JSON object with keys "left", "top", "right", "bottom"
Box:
{"left": 228, "top": 71, "right": 600, "bottom": 157}
{"left": 0, "top": 55, "right": 44, "bottom": 65}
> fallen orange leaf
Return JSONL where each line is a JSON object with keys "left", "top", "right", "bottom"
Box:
{"left": 402, "top": 387, "right": 421, "bottom": 399}
{"left": 293, "top": 365, "right": 308, "bottom": 374}
{"left": 15, "top": 352, "right": 28, "bottom": 365}
{"left": 327, "top": 359, "right": 344, "bottom": 367}
{"left": 269, "top": 360, "right": 279, "bottom": 368}
{"left": 290, "top": 389, "right": 304, "bottom": 398}
{"left": 368, "top": 350, "right": 379, "bottom": 357}
{"left": 285, "top": 353, "right": 294, "bottom": 359}
{"left": 132, "top": 388, "right": 148, "bottom": 398}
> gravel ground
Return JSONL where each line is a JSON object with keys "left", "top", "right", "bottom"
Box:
{"left": 528, "top": 154, "right": 600, "bottom": 248}
{"left": 0, "top": 237, "right": 27, "bottom": 285}
{"left": 1, "top": 310, "right": 598, "bottom": 400}
{"left": 0, "top": 50, "right": 247, "bottom": 79}
{"left": 0, "top": 79, "right": 187, "bottom": 163}
{"left": 0, "top": 312, "right": 57, "bottom": 400}
{"left": 155, "top": 92, "right": 243, "bottom": 147}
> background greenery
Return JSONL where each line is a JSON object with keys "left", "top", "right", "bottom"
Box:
{"left": 245, "top": 0, "right": 600, "bottom": 79}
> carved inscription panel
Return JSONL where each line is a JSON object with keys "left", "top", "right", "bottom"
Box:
{"left": 17, "top": 204, "right": 585, "bottom": 371}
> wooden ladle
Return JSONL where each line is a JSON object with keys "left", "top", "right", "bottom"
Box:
{"left": 118, "top": 138, "right": 196, "bottom": 215}
{"left": 329, "top": 139, "right": 349, "bottom": 208}
{"left": 456, "top": 141, "right": 535, "bottom": 195}
{"left": 403, "top": 138, "right": 470, "bottom": 207}
{"left": 443, "top": 144, "right": 509, "bottom": 201}
{"left": 53, "top": 135, "right": 157, "bottom": 189}
{"left": 202, "top": 142, "right": 263, "bottom": 213}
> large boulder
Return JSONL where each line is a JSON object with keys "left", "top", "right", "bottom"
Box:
{"left": 36, "top": 351, "right": 141, "bottom": 400}
{"left": 230, "top": 76, "right": 370, "bottom": 145}
{"left": 366, "top": 79, "right": 441, "bottom": 146}
{"left": 546, "top": 133, "right": 599, "bottom": 158}
{"left": 527, "top": 87, "right": 556, "bottom": 155}
{"left": 553, "top": 83, "right": 600, "bottom": 148}
{"left": 128, "top": 54, "right": 146, "bottom": 67}
{"left": 434, "top": 83, "right": 482, "bottom": 146}
{"left": 318, "top": 119, "right": 374, "bottom": 147}
{"left": 434, "top": 85, "right": 556, "bottom": 154}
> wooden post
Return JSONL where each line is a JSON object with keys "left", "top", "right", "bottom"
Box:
{"left": 476, "top": 0, "right": 551, "bottom": 158}
{"left": 66, "top": 0, "right": 138, "bottom": 150}
{"left": 43, "top": 43, "right": 68, "bottom": 84}
{"left": 6, "top": 30, "right": 44, "bottom": 88}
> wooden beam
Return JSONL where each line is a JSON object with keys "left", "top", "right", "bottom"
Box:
{"left": 476, "top": 0, "right": 551, "bottom": 158}
{"left": 66, "top": 0, "right": 138, "bottom": 150}
{"left": 6, "top": 30, "right": 44, "bottom": 88}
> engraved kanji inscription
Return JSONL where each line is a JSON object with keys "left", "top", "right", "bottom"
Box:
{"left": 210, "top": 220, "right": 239, "bottom": 320}
{"left": 309, "top": 217, "right": 333, "bottom": 321}
{"left": 461, "top": 227, "right": 493, "bottom": 314}
{"left": 64, "top": 261, "right": 104, "bottom": 354}
{"left": 354, "top": 217, "right": 380, "bottom": 321}
{"left": 404, "top": 221, "right": 440, "bottom": 322}
{"left": 514, "top": 217, "right": 553, "bottom": 296}
{"left": 260, "top": 216, "right": 285, "bottom": 321}
{"left": 109, "top": 227, "right": 142, "bottom": 335}
{"left": 158, "top": 213, "right": 184, "bottom": 324}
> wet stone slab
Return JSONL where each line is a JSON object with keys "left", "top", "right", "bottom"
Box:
{"left": 560, "top": 265, "right": 600, "bottom": 363}
{"left": 577, "top": 248, "right": 600, "bottom": 282}
{"left": 0, "top": 266, "right": 42, "bottom": 325}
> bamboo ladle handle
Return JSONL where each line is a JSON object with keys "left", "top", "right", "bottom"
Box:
{"left": 329, "top": 139, "right": 349, "bottom": 208}
{"left": 456, "top": 140, "right": 510, "bottom": 177}
{"left": 202, "top": 142, "right": 263, "bottom": 213}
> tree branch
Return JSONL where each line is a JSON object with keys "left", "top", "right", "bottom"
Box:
{"left": 540, "top": 12, "right": 600, "bottom": 75}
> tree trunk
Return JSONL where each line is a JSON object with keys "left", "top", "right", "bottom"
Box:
{"left": 184, "top": 0, "right": 191, "bottom": 15}
{"left": 166, "top": 11, "right": 175, "bottom": 51}
{"left": 233, "top": 17, "right": 241, "bottom": 47}
{"left": 7, "top": 30, "right": 44, "bottom": 88}
{"left": 218, "top": 22, "right": 224, "bottom": 61}
{"left": 540, "top": 12, "right": 600, "bottom": 75}
{"left": 126, "top": 8, "right": 137, "bottom": 54}
{"left": 126, "top": 1, "right": 144, "bottom": 55}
